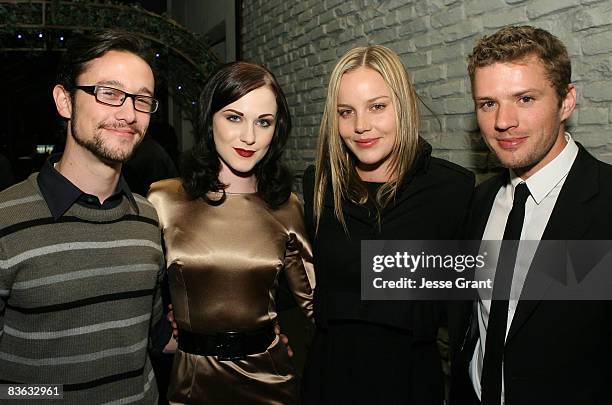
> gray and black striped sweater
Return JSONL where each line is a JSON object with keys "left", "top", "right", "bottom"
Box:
{"left": 0, "top": 174, "right": 165, "bottom": 404}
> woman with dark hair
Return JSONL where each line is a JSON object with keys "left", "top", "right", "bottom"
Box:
{"left": 148, "top": 61, "right": 315, "bottom": 404}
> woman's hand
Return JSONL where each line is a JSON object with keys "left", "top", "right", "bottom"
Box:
{"left": 167, "top": 304, "right": 178, "bottom": 339}
{"left": 274, "top": 323, "right": 293, "bottom": 358}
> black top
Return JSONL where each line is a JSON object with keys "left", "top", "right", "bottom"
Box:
{"left": 37, "top": 153, "right": 138, "bottom": 219}
{"left": 302, "top": 141, "right": 474, "bottom": 336}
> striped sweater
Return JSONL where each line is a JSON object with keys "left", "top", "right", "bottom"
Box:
{"left": 0, "top": 174, "right": 164, "bottom": 404}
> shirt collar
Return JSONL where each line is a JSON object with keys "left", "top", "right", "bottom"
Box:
{"left": 37, "top": 153, "right": 138, "bottom": 219}
{"left": 509, "top": 132, "right": 579, "bottom": 204}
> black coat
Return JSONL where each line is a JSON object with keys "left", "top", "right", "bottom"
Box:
{"left": 451, "top": 144, "right": 612, "bottom": 405}
{"left": 301, "top": 141, "right": 474, "bottom": 404}
{"left": 302, "top": 141, "right": 475, "bottom": 334}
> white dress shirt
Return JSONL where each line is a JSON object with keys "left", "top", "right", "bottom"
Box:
{"left": 469, "top": 133, "right": 579, "bottom": 403}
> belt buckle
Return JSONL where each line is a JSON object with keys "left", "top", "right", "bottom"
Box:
{"left": 215, "top": 331, "right": 246, "bottom": 361}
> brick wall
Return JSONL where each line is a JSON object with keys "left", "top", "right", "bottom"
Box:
{"left": 241, "top": 0, "right": 612, "bottom": 179}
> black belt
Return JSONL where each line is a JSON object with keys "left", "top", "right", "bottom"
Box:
{"left": 178, "top": 324, "right": 276, "bottom": 361}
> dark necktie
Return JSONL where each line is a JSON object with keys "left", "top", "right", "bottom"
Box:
{"left": 480, "top": 182, "right": 531, "bottom": 405}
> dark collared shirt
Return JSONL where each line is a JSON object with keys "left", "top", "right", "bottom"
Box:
{"left": 37, "top": 153, "right": 139, "bottom": 220}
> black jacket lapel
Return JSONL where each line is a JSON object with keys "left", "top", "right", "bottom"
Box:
{"left": 507, "top": 145, "right": 599, "bottom": 342}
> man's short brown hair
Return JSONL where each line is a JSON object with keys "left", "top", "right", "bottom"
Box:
{"left": 467, "top": 25, "right": 571, "bottom": 102}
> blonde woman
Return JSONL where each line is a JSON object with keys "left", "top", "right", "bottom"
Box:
{"left": 301, "top": 45, "right": 474, "bottom": 404}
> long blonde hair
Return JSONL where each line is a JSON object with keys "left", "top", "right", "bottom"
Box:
{"left": 313, "top": 45, "right": 421, "bottom": 234}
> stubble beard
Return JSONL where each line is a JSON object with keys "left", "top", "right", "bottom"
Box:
{"left": 70, "top": 118, "right": 143, "bottom": 164}
{"left": 490, "top": 129, "right": 560, "bottom": 174}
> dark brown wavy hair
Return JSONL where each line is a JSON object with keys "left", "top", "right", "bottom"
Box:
{"left": 181, "top": 61, "right": 293, "bottom": 208}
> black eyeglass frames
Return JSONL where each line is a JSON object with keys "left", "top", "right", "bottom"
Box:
{"left": 75, "top": 85, "right": 159, "bottom": 113}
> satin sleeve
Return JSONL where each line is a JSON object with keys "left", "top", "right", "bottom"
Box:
{"left": 281, "top": 194, "right": 316, "bottom": 322}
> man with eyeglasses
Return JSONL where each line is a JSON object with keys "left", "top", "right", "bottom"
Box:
{"left": 0, "top": 30, "right": 168, "bottom": 404}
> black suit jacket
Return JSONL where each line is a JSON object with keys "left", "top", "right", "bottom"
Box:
{"left": 450, "top": 144, "right": 612, "bottom": 405}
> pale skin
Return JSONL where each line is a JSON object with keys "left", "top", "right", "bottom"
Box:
{"left": 166, "top": 85, "right": 293, "bottom": 355}
{"left": 52, "top": 50, "right": 154, "bottom": 202}
{"left": 337, "top": 67, "right": 398, "bottom": 182}
{"left": 212, "top": 85, "right": 277, "bottom": 193}
{"left": 472, "top": 55, "right": 576, "bottom": 180}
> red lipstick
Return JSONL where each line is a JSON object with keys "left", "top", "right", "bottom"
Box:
{"left": 234, "top": 148, "right": 255, "bottom": 157}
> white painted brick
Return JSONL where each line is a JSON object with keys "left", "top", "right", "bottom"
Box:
{"left": 386, "top": 0, "right": 413, "bottom": 10}
{"left": 447, "top": 59, "right": 469, "bottom": 79}
{"left": 396, "top": 4, "right": 416, "bottom": 23}
{"left": 369, "top": 28, "right": 400, "bottom": 45}
{"left": 448, "top": 150, "right": 489, "bottom": 169}
{"left": 403, "top": 51, "right": 431, "bottom": 68}
{"left": 441, "top": 20, "right": 482, "bottom": 43}
{"left": 583, "top": 31, "right": 612, "bottom": 55}
{"left": 571, "top": 129, "right": 609, "bottom": 148}
{"left": 364, "top": 16, "right": 388, "bottom": 33}
{"left": 583, "top": 81, "right": 612, "bottom": 102}
{"left": 465, "top": 0, "right": 506, "bottom": 16}
{"left": 412, "top": 32, "right": 445, "bottom": 48}
{"left": 431, "top": 80, "right": 465, "bottom": 98}
{"left": 334, "top": 3, "right": 356, "bottom": 17}
{"left": 324, "top": 18, "right": 347, "bottom": 33}
{"left": 445, "top": 115, "right": 480, "bottom": 132}
{"left": 445, "top": 97, "right": 476, "bottom": 114}
{"left": 398, "top": 16, "right": 429, "bottom": 35}
{"left": 384, "top": 10, "right": 401, "bottom": 26}
{"left": 324, "top": 0, "right": 345, "bottom": 9}
{"left": 431, "top": 6, "right": 465, "bottom": 29}
{"left": 318, "top": 9, "right": 336, "bottom": 25}
{"left": 578, "top": 107, "right": 609, "bottom": 124}
{"left": 572, "top": 4, "right": 612, "bottom": 31}
{"left": 415, "top": 0, "right": 444, "bottom": 16}
{"left": 413, "top": 65, "right": 446, "bottom": 84}
{"left": 318, "top": 38, "right": 332, "bottom": 50}
{"left": 432, "top": 42, "right": 465, "bottom": 63}
{"left": 526, "top": 0, "right": 580, "bottom": 19}
{"left": 394, "top": 38, "right": 417, "bottom": 54}
{"left": 357, "top": 7, "right": 383, "bottom": 22}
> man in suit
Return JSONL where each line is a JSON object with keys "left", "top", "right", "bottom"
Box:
{"left": 451, "top": 25, "right": 612, "bottom": 405}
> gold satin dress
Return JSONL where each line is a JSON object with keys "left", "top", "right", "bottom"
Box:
{"left": 148, "top": 179, "right": 315, "bottom": 405}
